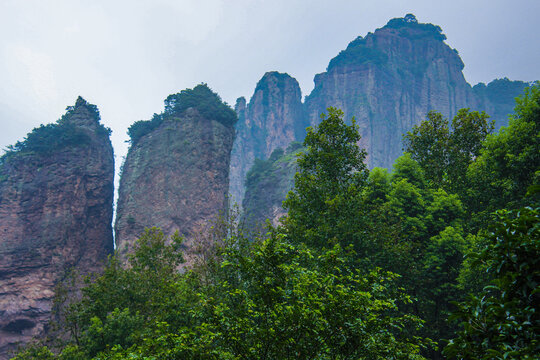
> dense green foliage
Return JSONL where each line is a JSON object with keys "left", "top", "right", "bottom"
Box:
{"left": 328, "top": 14, "right": 445, "bottom": 71}
{"left": 126, "top": 113, "right": 165, "bottom": 146}
{"left": 284, "top": 108, "right": 369, "bottom": 251}
{"left": 385, "top": 14, "right": 446, "bottom": 41}
{"left": 444, "top": 207, "right": 540, "bottom": 359}
{"left": 15, "top": 230, "right": 426, "bottom": 359}
{"left": 398, "top": 84, "right": 539, "bottom": 358}
{"left": 2, "top": 123, "right": 91, "bottom": 161}
{"left": 467, "top": 85, "right": 540, "bottom": 218}
{"left": 164, "top": 84, "right": 237, "bottom": 126}
{"left": 13, "top": 85, "right": 539, "bottom": 360}
{"left": 1, "top": 97, "right": 108, "bottom": 163}
{"left": 403, "top": 108, "right": 494, "bottom": 193}
{"left": 128, "top": 84, "right": 237, "bottom": 145}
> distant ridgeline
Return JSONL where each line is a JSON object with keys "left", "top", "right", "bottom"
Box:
{"left": 231, "top": 13, "right": 534, "bottom": 206}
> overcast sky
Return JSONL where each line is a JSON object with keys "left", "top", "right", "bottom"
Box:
{"left": 1, "top": 0, "right": 539, "bottom": 169}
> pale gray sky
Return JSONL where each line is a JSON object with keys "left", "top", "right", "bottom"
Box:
{"left": 1, "top": 0, "right": 539, "bottom": 169}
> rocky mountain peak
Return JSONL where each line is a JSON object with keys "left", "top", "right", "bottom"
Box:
{"left": 115, "top": 86, "right": 236, "bottom": 263}
{"left": 61, "top": 96, "right": 103, "bottom": 129}
{"left": 0, "top": 99, "right": 114, "bottom": 358}
{"left": 305, "top": 15, "right": 478, "bottom": 169}
{"left": 229, "top": 71, "right": 306, "bottom": 204}
{"left": 237, "top": 16, "right": 530, "bottom": 217}
{"left": 235, "top": 96, "right": 247, "bottom": 113}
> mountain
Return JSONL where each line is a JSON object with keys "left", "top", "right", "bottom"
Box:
{"left": 114, "top": 84, "right": 236, "bottom": 264}
{"left": 229, "top": 72, "right": 306, "bottom": 205}
{"left": 473, "top": 77, "right": 531, "bottom": 130}
{"left": 303, "top": 14, "right": 528, "bottom": 169}
{"left": 237, "top": 14, "right": 531, "bottom": 225}
{"left": 0, "top": 98, "right": 114, "bottom": 359}
{"left": 241, "top": 142, "right": 303, "bottom": 228}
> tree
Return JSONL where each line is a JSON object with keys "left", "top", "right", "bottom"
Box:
{"left": 403, "top": 109, "right": 493, "bottom": 193}
{"left": 467, "top": 84, "right": 540, "bottom": 221}
{"left": 53, "top": 228, "right": 190, "bottom": 358}
{"left": 403, "top": 111, "right": 449, "bottom": 188}
{"left": 283, "top": 107, "right": 369, "bottom": 251}
{"left": 363, "top": 154, "right": 468, "bottom": 358}
{"left": 94, "top": 232, "right": 427, "bottom": 360}
{"left": 444, "top": 207, "right": 540, "bottom": 359}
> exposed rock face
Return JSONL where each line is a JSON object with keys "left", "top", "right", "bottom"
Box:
{"left": 304, "top": 14, "right": 480, "bottom": 169}
{"left": 303, "top": 15, "right": 531, "bottom": 169}
{"left": 239, "top": 15, "right": 532, "bottom": 226}
{"left": 115, "top": 85, "right": 236, "bottom": 262}
{"left": 242, "top": 143, "right": 302, "bottom": 228}
{"left": 0, "top": 97, "right": 114, "bottom": 359}
{"left": 473, "top": 78, "right": 530, "bottom": 130}
{"left": 229, "top": 72, "right": 306, "bottom": 205}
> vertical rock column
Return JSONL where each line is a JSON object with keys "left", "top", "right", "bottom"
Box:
{"left": 115, "top": 85, "right": 236, "bottom": 264}
{"left": 229, "top": 71, "right": 306, "bottom": 204}
{"left": 304, "top": 14, "right": 478, "bottom": 170}
{"left": 0, "top": 97, "right": 114, "bottom": 358}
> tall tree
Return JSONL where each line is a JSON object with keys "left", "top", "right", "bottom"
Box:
{"left": 444, "top": 207, "right": 540, "bottom": 359}
{"left": 283, "top": 107, "right": 369, "bottom": 252}
{"left": 403, "top": 109, "right": 493, "bottom": 193}
{"left": 467, "top": 84, "right": 540, "bottom": 220}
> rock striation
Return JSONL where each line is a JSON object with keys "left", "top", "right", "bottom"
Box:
{"left": 0, "top": 97, "right": 114, "bottom": 359}
{"left": 305, "top": 14, "right": 475, "bottom": 169}
{"left": 115, "top": 84, "right": 236, "bottom": 262}
{"left": 229, "top": 72, "right": 306, "bottom": 205}
{"left": 473, "top": 77, "right": 530, "bottom": 130}
{"left": 242, "top": 143, "right": 303, "bottom": 229}
{"left": 304, "top": 14, "right": 530, "bottom": 169}
{"left": 237, "top": 14, "right": 532, "bottom": 225}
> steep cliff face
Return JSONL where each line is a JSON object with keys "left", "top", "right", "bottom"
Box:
{"left": 0, "top": 97, "right": 114, "bottom": 359}
{"left": 304, "top": 14, "right": 479, "bottom": 169}
{"left": 115, "top": 85, "right": 236, "bottom": 262}
{"left": 229, "top": 72, "right": 306, "bottom": 205}
{"left": 242, "top": 143, "right": 302, "bottom": 228}
{"left": 473, "top": 78, "right": 531, "bottom": 130}
{"left": 239, "top": 15, "right": 532, "bottom": 226}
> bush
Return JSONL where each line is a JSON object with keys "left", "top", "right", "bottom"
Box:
{"left": 1, "top": 97, "right": 109, "bottom": 163}
{"left": 127, "top": 84, "right": 237, "bottom": 145}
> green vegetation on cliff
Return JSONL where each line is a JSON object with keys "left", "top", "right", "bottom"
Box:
{"left": 1, "top": 97, "right": 109, "bottom": 163}
{"left": 385, "top": 13, "right": 446, "bottom": 41}
{"left": 328, "top": 14, "right": 445, "bottom": 70}
{"left": 128, "top": 84, "right": 237, "bottom": 145}
{"left": 242, "top": 142, "right": 303, "bottom": 227}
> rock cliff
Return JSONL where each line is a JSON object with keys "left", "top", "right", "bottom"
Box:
{"left": 0, "top": 97, "right": 114, "bottom": 359}
{"left": 229, "top": 72, "right": 306, "bottom": 205}
{"left": 473, "top": 77, "right": 530, "bottom": 130}
{"left": 238, "top": 14, "right": 532, "bottom": 226}
{"left": 242, "top": 143, "right": 303, "bottom": 228}
{"left": 115, "top": 84, "right": 236, "bottom": 262}
{"left": 304, "top": 14, "right": 480, "bottom": 169}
